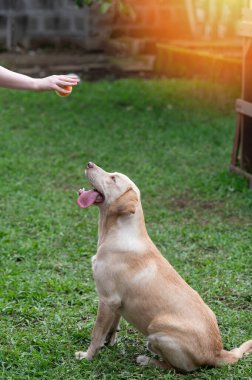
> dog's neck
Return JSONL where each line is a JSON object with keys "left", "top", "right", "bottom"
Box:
{"left": 97, "top": 203, "right": 148, "bottom": 247}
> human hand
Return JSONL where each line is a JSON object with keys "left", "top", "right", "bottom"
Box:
{"left": 34, "top": 74, "right": 80, "bottom": 93}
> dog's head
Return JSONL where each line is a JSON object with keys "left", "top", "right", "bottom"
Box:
{"left": 77, "top": 162, "right": 140, "bottom": 216}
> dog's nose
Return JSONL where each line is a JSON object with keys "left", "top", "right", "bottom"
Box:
{"left": 87, "top": 162, "right": 94, "bottom": 169}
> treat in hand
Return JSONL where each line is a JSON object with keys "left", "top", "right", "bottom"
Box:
{"left": 56, "top": 85, "right": 73, "bottom": 97}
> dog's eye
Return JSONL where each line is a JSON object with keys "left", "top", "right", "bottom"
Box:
{"left": 111, "top": 175, "right": 116, "bottom": 183}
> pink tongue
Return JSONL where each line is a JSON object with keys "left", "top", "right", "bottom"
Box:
{"left": 77, "top": 189, "right": 99, "bottom": 208}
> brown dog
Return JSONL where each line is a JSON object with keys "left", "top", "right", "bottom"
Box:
{"left": 75, "top": 162, "right": 252, "bottom": 373}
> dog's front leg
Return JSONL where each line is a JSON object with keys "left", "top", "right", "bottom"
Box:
{"left": 105, "top": 314, "right": 121, "bottom": 346}
{"left": 75, "top": 299, "right": 120, "bottom": 361}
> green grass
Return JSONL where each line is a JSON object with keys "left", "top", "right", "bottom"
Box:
{"left": 0, "top": 79, "right": 251, "bottom": 380}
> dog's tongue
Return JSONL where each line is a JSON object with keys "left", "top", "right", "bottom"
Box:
{"left": 77, "top": 189, "right": 99, "bottom": 208}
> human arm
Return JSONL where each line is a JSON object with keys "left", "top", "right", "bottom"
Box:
{"left": 0, "top": 66, "right": 79, "bottom": 93}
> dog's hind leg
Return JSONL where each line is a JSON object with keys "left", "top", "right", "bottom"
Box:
{"left": 136, "top": 337, "right": 175, "bottom": 370}
{"left": 144, "top": 333, "right": 199, "bottom": 373}
{"left": 136, "top": 355, "right": 173, "bottom": 370}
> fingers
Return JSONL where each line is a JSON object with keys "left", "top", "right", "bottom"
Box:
{"left": 42, "top": 74, "right": 80, "bottom": 92}
{"left": 52, "top": 74, "right": 80, "bottom": 92}
{"left": 54, "top": 84, "right": 71, "bottom": 94}
{"left": 57, "top": 75, "right": 80, "bottom": 85}
{"left": 57, "top": 79, "right": 78, "bottom": 87}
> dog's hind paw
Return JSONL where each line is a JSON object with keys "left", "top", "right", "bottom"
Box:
{"left": 136, "top": 355, "right": 151, "bottom": 366}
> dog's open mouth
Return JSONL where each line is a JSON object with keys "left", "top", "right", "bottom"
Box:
{"left": 77, "top": 188, "right": 104, "bottom": 208}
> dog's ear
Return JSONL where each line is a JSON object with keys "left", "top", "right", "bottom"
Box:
{"left": 110, "top": 188, "right": 138, "bottom": 216}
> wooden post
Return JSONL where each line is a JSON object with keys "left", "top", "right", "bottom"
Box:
{"left": 241, "top": 39, "right": 252, "bottom": 172}
{"left": 230, "top": 4, "right": 252, "bottom": 187}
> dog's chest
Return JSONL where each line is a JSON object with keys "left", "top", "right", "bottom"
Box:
{"left": 91, "top": 255, "right": 97, "bottom": 272}
{"left": 91, "top": 254, "right": 125, "bottom": 281}
{"left": 91, "top": 253, "right": 128, "bottom": 299}
{"left": 91, "top": 251, "right": 157, "bottom": 296}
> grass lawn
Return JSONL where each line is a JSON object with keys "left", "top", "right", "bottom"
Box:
{"left": 0, "top": 78, "right": 251, "bottom": 380}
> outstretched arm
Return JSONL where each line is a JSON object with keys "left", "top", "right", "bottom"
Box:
{"left": 0, "top": 66, "right": 79, "bottom": 94}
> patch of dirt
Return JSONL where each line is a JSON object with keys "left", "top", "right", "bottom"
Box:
{"left": 216, "top": 289, "right": 252, "bottom": 311}
{"left": 170, "top": 195, "right": 252, "bottom": 225}
{"left": 171, "top": 196, "right": 223, "bottom": 211}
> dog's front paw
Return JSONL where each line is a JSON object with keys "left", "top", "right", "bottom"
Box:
{"left": 136, "top": 355, "right": 151, "bottom": 366}
{"left": 75, "top": 351, "right": 91, "bottom": 360}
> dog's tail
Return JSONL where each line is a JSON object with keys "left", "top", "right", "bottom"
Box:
{"left": 215, "top": 339, "right": 252, "bottom": 366}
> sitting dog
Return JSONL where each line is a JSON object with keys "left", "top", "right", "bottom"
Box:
{"left": 75, "top": 162, "right": 252, "bottom": 373}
